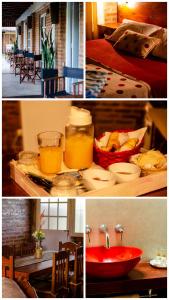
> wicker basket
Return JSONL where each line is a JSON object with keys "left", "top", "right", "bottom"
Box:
{"left": 94, "top": 129, "right": 143, "bottom": 169}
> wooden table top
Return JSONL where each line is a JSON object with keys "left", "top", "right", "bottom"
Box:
{"left": 14, "top": 253, "right": 74, "bottom": 280}
{"left": 86, "top": 261, "right": 167, "bottom": 296}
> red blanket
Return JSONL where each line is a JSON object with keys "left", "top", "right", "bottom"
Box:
{"left": 86, "top": 39, "right": 167, "bottom": 98}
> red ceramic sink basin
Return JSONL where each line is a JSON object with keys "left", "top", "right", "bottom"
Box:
{"left": 86, "top": 246, "right": 143, "bottom": 278}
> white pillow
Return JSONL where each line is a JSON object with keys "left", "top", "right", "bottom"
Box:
{"left": 123, "top": 18, "right": 161, "bottom": 34}
{"left": 150, "top": 28, "right": 167, "bottom": 60}
{"left": 107, "top": 21, "right": 161, "bottom": 43}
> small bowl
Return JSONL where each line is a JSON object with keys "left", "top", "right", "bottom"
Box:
{"left": 108, "top": 162, "right": 141, "bottom": 183}
{"left": 82, "top": 168, "right": 116, "bottom": 190}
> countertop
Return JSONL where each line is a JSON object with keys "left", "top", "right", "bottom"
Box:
{"left": 86, "top": 261, "right": 167, "bottom": 297}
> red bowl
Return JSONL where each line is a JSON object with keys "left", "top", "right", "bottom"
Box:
{"left": 94, "top": 129, "right": 143, "bottom": 169}
{"left": 86, "top": 246, "right": 143, "bottom": 278}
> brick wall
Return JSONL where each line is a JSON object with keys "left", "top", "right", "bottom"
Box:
{"left": 73, "top": 101, "right": 146, "bottom": 137}
{"left": 2, "top": 199, "right": 34, "bottom": 250}
{"left": 56, "top": 3, "right": 66, "bottom": 75}
{"left": 2, "top": 101, "right": 22, "bottom": 155}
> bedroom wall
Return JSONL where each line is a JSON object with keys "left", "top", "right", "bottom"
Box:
{"left": 117, "top": 2, "right": 167, "bottom": 28}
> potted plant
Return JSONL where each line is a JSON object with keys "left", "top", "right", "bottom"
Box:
{"left": 12, "top": 38, "right": 18, "bottom": 54}
{"left": 32, "top": 211, "right": 46, "bottom": 258}
{"left": 41, "top": 28, "right": 58, "bottom": 97}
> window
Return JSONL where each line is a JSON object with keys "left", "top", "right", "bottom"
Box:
{"left": 40, "top": 198, "right": 68, "bottom": 230}
{"left": 27, "top": 29, "right": 32, "bottom": 52}
{"left": 40, "top": 14, "right": 46, "bottom": 53}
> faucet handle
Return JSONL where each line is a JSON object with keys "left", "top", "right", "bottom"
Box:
{"left": 115, "top": 224, "right": 124, "bottom": 233}
{"left": 99, "top": 224, "right": 108, "bottom": 233}
{"left": 86, "top": 224, "right": 91, "bottom": 234}
{"left": 86, "top": 225, "right": 91, "bottom": 243}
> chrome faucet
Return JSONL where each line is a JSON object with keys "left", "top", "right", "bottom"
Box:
{"left": 115, "top": 224, "right": 124, "bottom": 241}
{"left": 86, "top": 225, "right": 91, "bottom": 243}
{"left": 99, "top": 224, "right": 110, "bottom": 248}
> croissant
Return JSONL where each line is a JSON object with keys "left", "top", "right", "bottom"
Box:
{"left": 118, "top": 138, "right": 138, "bottom": 152}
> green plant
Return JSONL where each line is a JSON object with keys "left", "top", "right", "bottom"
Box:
{"left": 12, "top": 38, "right": 18, "bottom": 53}
{"left": 41, "top": 28, "right": 55, "bottom": 69}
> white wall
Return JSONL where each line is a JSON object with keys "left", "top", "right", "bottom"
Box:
{"left": 20, "top": 101, "right": 71, "bottom": 152}
{"left": 86, "top": 198, "right": 167, "bottom": 259}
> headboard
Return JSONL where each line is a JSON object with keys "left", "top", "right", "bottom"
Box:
{"left": 118, "top": 2, "right": 167, "bottom": 28}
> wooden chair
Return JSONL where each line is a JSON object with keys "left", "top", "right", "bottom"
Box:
{"left": 19, "top": 241, "right": 35, "bottom": 257}
{"left": 2, "top": 255, "right": 14, "bottom": 279}
{"left": 17, "top": 276, "right": 38, "bottom": 298}
{"left": 43, "top": 66, "right": 83, "bottom": 98}
{"left": 34, "top": 54, "right": 42, "bottom": 80}
{"left": 14, "top": 54, "right": 25, "bottom": 76}
{"left": 34, "top": 250, "right": 69, "bottom": 298}
{"left": 2, "top": 244, "right": 16, "bottom": 257}
{"left": 69, "top": 246, "right": 83, "bottom": 297}
{"left": 20, "top": 53, "right": 35, "bottom": 84}
{"left": 59, "top": 241, "right": 79, "bottom": 255}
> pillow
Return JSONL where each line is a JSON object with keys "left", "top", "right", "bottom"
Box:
{"left": 113, "top": 30, "right": 161, "bottom": 59}
{"left": 150, "top": 28, "right": 167, "bottom": 60}
{"left": 107, "top": 21, "right": 161, "bottom": 43}
{"left": 123, "top": 18, "right": 161, "bottom": 34}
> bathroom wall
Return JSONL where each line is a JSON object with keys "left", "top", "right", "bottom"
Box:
{"left": 86, "top": 198, "right": 167, "bottom": 259}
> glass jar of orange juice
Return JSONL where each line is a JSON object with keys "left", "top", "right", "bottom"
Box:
{"left": 64, "top": 106, "right": 94, "bottom": 169}
{"left": 37, "top": 131, "right": 63, "bottom": 174}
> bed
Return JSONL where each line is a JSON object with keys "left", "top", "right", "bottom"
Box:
{"left": 86, "top": 38, "right": 167, "bottom": 98}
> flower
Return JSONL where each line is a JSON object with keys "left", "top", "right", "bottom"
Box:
{"left": 32, "top": 230, "right": 45, "bottom": 241}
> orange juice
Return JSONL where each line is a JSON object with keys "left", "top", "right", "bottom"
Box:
{"left": 64, "top": 133, "right": 93, "bottom": 169}
{"left": 39, "top": 146, "right": 62, "bottom": 174}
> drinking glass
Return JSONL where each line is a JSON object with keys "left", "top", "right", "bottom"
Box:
{"left": 37, "top": 131, "right": 63, "bottom": 174}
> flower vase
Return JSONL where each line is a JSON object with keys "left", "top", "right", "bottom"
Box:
{"left": 35, "top": 241, "right": 43, "bottom": 259}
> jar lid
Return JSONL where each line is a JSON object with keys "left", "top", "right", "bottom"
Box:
{"left": 18, "top": 151, "right": 38, "bottom": 165}
{"left": 52, "top": 174, "right": 76, "bottom": 189}
{"left": 69, "top": 106, "right": 92, "bottom": 126}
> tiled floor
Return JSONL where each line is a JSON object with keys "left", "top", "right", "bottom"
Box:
{"left": 2, "top": 56, "right": 41, "bottom": 98}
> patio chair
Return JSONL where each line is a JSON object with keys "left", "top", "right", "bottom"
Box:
{"left": 43, "top": 66, "right": 83, "bottom": 98}
{"left": 34, "top": 54, "right": 42, "bottom": 80}
{"left": 14, "top": 54, "right": 25, "bottom": 76}
{"left": 2, "top": 255, "right": 14, "bottom": 279}
{"left": 69, "top": 246, "right": 83, "bottom": 297}
{"left": 20, "top": 53, "right": 35, "bottom": 84}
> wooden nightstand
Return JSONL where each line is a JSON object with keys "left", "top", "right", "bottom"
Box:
{"left": 98, "top": 23, "right": 121, "bottom": 38}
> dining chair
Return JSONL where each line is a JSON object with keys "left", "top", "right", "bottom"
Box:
{"left": 43, "top": 66, "right": 83, "bottom": 98}
{"left": 34, "top": 250, "right": 70, "bottom": 298}
{"left": 2, "top": 255, "right": 14, "bottom": 279}
{"left": 69, "top": 246, "right": 83, "bottom": 297}
{"left": 59, "top": 241, "right": 79, "bottom": 255}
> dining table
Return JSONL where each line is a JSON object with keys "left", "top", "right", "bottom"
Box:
{"left": 13, "top": 251, "right": 74, "bottom": 280}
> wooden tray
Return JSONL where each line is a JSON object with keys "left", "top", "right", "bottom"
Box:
{"left": 10, "top": 160, "right": 167, "bottom": 197}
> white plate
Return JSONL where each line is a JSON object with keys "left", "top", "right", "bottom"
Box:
{"left": 150, "top": 259, "right": 167, "bottom": 269}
